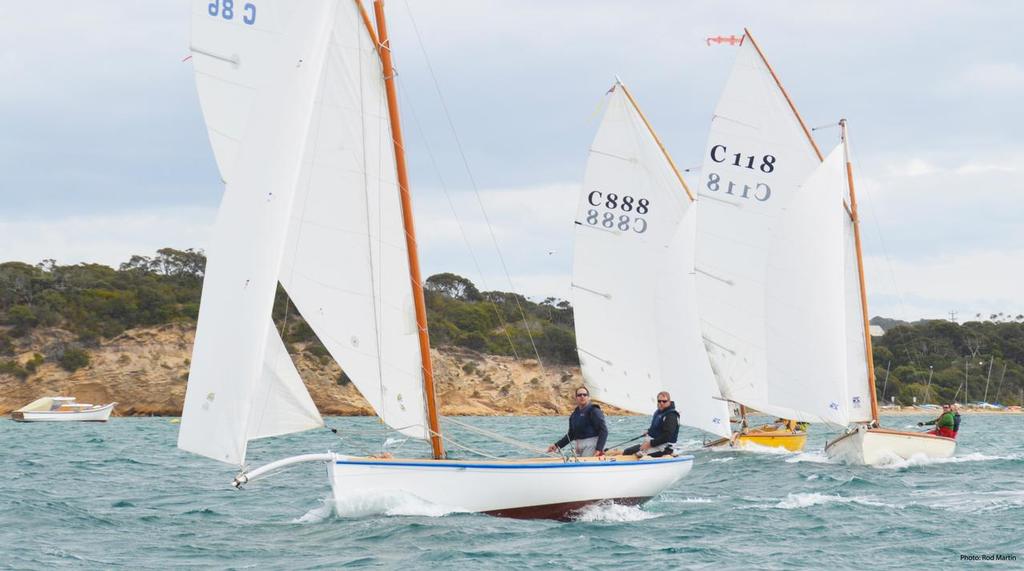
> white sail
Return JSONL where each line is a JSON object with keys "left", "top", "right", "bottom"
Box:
{"left": 179, "top": 0, "right": 337, "bottom": 465}
{"left": 277, "top": 0, "right": 429, "bottom": 440}
{"left": 573, "top": 85, "right": 730, "bottom": 437}
{"left": 695, "top": 37, "right": 822, "bottom": 417}
{"left": 248, "top": 323, "right": 324, "bottom": 439}
{"left": 841, "top": 139, "right": 874, "bottom": 423}
{"left": 655, "top": 206, "right": 733, "bottom": 437}
{"left": 762, "top": 147, "right": 850, "bottom": 426}
{"left": 187, "top": 0, "right": 429, "bottom": 443}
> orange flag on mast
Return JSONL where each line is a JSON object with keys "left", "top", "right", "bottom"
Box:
{"left": 706, "top": 34, "right": 744, "bottom": 47}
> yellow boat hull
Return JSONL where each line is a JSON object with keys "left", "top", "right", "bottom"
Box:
{"left": 735, "top": 430, "right": 807, "bottom": 452}
{"left": 706, "top": 424, "right": 808, "bottom": 452}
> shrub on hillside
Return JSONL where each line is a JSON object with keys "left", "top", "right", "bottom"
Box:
{"left": 58, "top": 348, "right": 90, "bottom": 372}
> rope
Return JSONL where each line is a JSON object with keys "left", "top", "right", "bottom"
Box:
{"left": 441, "top": 416, "right": 556, "bottom": 457}
{"left": 400, "top": 0, "right": 546, "bottom": 370}
{"left": 393, "top": 77, "right": 521, "bottom": 359}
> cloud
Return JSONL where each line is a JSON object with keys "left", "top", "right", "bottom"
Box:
{"left": 957, "top": 62, "right": 1024, "bottom": 94}
{"left": 865, "top": 249, "right": 1024, "bottom": 320}
{"left": 0, "top": 207, "right": 216, "bottom": 268}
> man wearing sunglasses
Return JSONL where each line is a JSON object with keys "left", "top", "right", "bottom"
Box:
{"left": 545, "top": 387, "right": 608, "bottom": 458}
{"left": 622, "top": 391, "right": 679, "bottom": 458}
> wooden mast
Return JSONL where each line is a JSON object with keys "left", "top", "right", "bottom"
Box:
{"left": 743, "top": 28, "right": 823, "bottom": 162}
{"left": 840, "top": 119, "right": 880, "bottom": 423}
{"left": 616, "top": 81, "right": 695, "bottom": 202}
{"left": 371, "top": 0, "right": 445, "bottom": 459}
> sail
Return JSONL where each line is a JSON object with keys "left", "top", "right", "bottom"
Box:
{"left": 762, "top": 147, "right": 850, "bottom": 426}
{"left": 841, "top": 139, "right": 874, "bottom": 423}
{"left": 179, "top": 0, "right": 337, "bottom": 465}
{"left": 186, "top": 0, "right": 429, "bottom": 446}
{"left": 655, "top": 206, "right": 733, "bottom": 437}
{"left": 572, "top": 85, "right": 730, "bottom": 437}
{"left": 190, "top": 0, "right": 302, "bottom": 183}
{"left": 277, "top": 0, "right": 429, "bottom": 440}
{"left": 694, "top": 36, "right": 823, "bottom": 417}
{"left": 248, "top": 322, "right": 324, "bottom": 439}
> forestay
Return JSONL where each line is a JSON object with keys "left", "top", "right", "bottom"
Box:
{"left": 694, "top": 37, "right": 823, "bottom": 420}
{"left": 573, "top": 85, "right": 730, "bottom": 437}
{"left": 179, "top": 0, "right": 336, "bottom": 466}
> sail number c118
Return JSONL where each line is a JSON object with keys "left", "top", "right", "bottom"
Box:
{"left": 209, "top": 0, "right": 257, "bottom": 25}
{"left": 584, "top": 190, "right": 649, "bottom": 234}
{"left": 705, "top": 143, "right": 776, "bottom": 202}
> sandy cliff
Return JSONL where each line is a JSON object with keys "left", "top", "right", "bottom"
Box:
{"left": 0, "top": 324, "right": 604, "bottom": 416}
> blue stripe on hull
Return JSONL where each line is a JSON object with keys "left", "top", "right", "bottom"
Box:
{"left": 335, "top": 456, "right": 694, "bottom": 470}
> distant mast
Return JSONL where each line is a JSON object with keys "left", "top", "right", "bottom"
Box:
{"left": 370, "top": 0, "right": 444, "bottom": 459}
{"left": 840, "top": 119, "right": 879, "bottom": 423}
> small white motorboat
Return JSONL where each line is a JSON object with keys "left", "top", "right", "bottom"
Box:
{"left": 10, "top": 397, "right": 116, "bottom": 422}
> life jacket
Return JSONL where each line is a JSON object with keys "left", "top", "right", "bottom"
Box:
{"left": 569, "top": 404, "right": 603, "bottom": 440}
{"left": 648, "top": 402, "right": 680, "bottom": 444}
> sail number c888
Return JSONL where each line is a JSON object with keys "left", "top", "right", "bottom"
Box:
{"left": 209, "top": 0, "right": 257, "bottom": 25}
{"left": 585, "top": 191, "right": 649, "bottom": 233}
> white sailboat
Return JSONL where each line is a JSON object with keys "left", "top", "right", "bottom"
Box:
{"left": 822, "top": 121, "right": 956, "bottom": 465}
{"left": 571, "top": 80, "right": 732, "bottom": 442}
{"left": 178, "top": 0, "right": 694, "bottom": 520}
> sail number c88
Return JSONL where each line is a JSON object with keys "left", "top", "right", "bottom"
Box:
{"left": 585, "top": 191, "right": 649, "bottom": 234}
{"left": 209, "top": 0, "right": 257, "bottom": 25}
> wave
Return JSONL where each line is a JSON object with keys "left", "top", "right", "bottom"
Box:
{"left": 785, "top": 451, "right": 834, "bottom": 464}
{"left": 707, "top": 457, "right": 734, "bottom": 463}
{"left": 570, "top": 501, "right": 660, "bottom": 522}
{"left": 296, "top": 492, "right": 469, "bottom": 521}
{"left": 773, "top": 492, "right": 902, "bottom": 510}
{"left": 874, "top": 452, "right": 1016, "bottom": 471}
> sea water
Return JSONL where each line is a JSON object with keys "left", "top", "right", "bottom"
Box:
{"left": 1, "top": 414, "right": 1020, "bottom": 569}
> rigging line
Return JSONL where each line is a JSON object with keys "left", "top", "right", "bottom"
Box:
{"left": 400, "top": 0, "right": 545, "bottom": 370}
{"left": 854, "top": 142, "right": 923, "bottom": 374}
{"left": 393, "top": 76, "right": 521, "bottom": 360}
{"left": 426, "top": 425, "right": 503, "bottom": 459}
{"left": 441, "top": 416, "right": 554, "bottom": 456}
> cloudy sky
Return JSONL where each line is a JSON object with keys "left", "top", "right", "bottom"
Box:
{"left": 1, "top": 1, "right": 1022, "bottom": 321}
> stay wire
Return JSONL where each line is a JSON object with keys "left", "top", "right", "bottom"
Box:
{"left": 393, "top": 74, "right": 521, "bottom": 360}
{"left": 400, "top": 0, "right": 546, "bottom": 370}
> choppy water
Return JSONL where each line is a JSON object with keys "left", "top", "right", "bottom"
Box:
{"left": 2, "top": 414, "right": 1021, "bottom": 569}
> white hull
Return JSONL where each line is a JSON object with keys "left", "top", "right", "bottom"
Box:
{"left": 11, "top": 403, "right": 115, "bottom": 422}
{"left": 328, "top": 454, "right": 694, "bottom": 519}
{"left": 825, "top": 425, "right": 956, "bottom": 465}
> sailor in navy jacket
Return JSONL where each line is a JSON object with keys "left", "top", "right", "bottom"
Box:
{"left": 546, "top": 387, "right": 608, "bottom": 457}
{"left": 624, "top": 391, "right": 679, "bottom": 457}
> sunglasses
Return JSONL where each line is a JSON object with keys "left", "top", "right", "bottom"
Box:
{"left": 657, "top": 399, "right": 669, "bottom": 403}
{"left": 576, "top": 393, "right": 589, "bottom": 397}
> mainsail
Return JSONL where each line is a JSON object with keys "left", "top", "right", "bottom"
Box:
{"left": 694, "top": 34, "right": 829, "bottom": 423}
{"left": 573, "top": 84, "right": 731, "bottom": 438}
{"left": 180, "top": 0, "right": 429, "bottom": 466}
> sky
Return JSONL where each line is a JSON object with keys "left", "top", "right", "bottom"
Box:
{"left": 1, "top": 1, "right": 1022, "bottom": 321}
